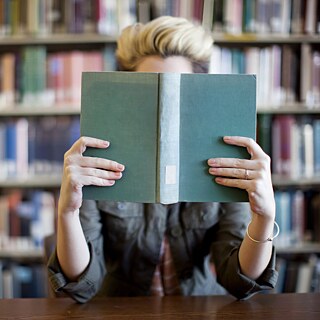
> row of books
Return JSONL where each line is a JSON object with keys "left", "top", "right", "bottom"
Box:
{"left": 275, "top": 255, "right": 320, "bottom": 293}
{"left": 210, "top": 0, "right": 320, "bottom": 34}
{"left": 0, "top": 46, "right": 116, "bottom": 108}
{"left": 2, "top": 44, "right": 318, "bottom": 110}
{"left": 301, "top": 44, "right": 320, "bottom": 107}
{"left": 4, "top": 0, "right": 319, "bottom": 37}
{"left": 0, "top": 0, "right": 137, "bottom": 36}
{"left": 0, "top": 116, "right": 80, "bottom": 178}
{"left": 146, "top": 0, "right": 206, "bottom": 23}
{"left": 0, "top": 262, "right": 47, "bottom": 298}
{"left": 0, "top": 190, "right": 55, "bottom": 251}
{"left": 136, "top": 0, "right": 320, "bottom": 35}
{"left": 0, "top": 0, "right": 211, "bottom": 35}
{"left": 258, "top": 114, "right": 320, "bottom": 178}
{"left": 210, "top": 44, "right": 320, "bottom": 107}
{"left": 274, "top": 189, "right": 320, "bottom": 248}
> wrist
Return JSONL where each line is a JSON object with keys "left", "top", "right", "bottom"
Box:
{"left": 251, "top": 212, "right": 275, "bottom": 224}
{"left": 246, "top": 219, "right": 279, "bottom": 243}
{"left": 58, "top": 205, "right": 80, "bottom": 220}
{"left": 247, "top": 214, "right": 277, "bottom": 243}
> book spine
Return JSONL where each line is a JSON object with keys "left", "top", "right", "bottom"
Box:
{"left": 314, "top": 119, "right": 320, "bottom": 174}
{"left": 157, "top": 73, "right": 181, "bottom": 204}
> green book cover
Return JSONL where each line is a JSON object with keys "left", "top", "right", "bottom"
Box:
{"left": 81, "top": 72, "right": 256, "bottom": 204}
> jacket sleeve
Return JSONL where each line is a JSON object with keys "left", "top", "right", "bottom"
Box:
{"left": 210, "top": 202, "right": 278, "bottom": 300}
{"left": 47, "top": 200, "right": 106, "bottom": 303}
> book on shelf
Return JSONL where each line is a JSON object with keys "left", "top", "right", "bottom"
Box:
{"left": 301, "top": 43, "right": 312, "bottom": 105}
{"left": 275, "top": 191, "right": 293, "bottom": 247}
{"left": 1, "top": 0, "right": 320, "bottom": 37}
{"left": 257, "top": 113, "right": 272, "bottom": 156}
{"left": 0, "top": 47, "right": 115, "bottom": 109}
{"left": 270, "top": 115, "right": 319, "bottom": 179}
{"left": 272, "top": 115, "right": 296, "bottom": 176}
{"left": 137, "top": 0, "right": 151, "bottom": 23}
{"left": 0, "top": 116, "right": 80, "bottom": 179}
{"left": 274, "top": 257, "right": 287, "bottom": 293}
{"left": 81, "top": 71, "right": 256, "bottom": 204}
{"left": 4, "top": 121, "right": 17, "bottom": 177}
{"left": 0, "top": 190, "right": 55, "bottom": 250}
{"left": 311, "top": 193, "right": 320, "bottom": 242}
{"left": 291, "top": 189, "right": 305, "bottom": 244}
{"left": 0, "top": 263, "right": 47, "bottom": 298}
{"left": 305, "top": 0, "right": 317, "bottom": 34}
{"left": 275, "top": 254, "right": 320, "bottom": 293}
{"left": 0, "top": 53, "right": 15, "bottom": 108}
{"left": 296, "top": 255, "right": 318, "bottom": 293}
{"left": 274, "top": 188, "right": 320, "bottom": 247}
{"left": 211, "top": 0, "right": 319, "bottom": 35}
{"left": 284, "top": 260, "right": 300, "bottom": 293}
{"left": 210, "top": 44, "right": 298, "bottom": 107}
{"left": 291, "top": 0, "right": 305, "bottom": 34}
{"left": 0, "top": 0, "right": 137, "bottom": 36}
{"left": 314, "top": 119, "right": 320, "bottom": 173}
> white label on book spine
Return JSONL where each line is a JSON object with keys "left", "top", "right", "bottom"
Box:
{"left": 165, "top": 165, "right": 176, "bottom": 185}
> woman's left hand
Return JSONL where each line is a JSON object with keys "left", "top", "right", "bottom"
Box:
{"left": 207, "top": 136, "right": 275, "bottom": 221}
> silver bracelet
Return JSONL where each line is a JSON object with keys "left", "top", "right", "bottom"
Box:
{"left": 246, "top": 220, "right": 280, "bottom": 243}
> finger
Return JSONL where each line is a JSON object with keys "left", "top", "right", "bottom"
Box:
{"left": 209, "top": 167, "right": 255, "bottom": 180}
{"left": 222, "top": 136, "right": 266, "bottom": 159}
{"left": 71, "top": 136, "right": 110, "bottom": 154}
{"left": 208, "top": 157, "right": 257, "bottom": 170}
{"left": 215, "top": 176, "right": 251, "bottom": 190}
{"left": 79, "top": 167, "right": 123, "bottom": 180}
{"left": 79, "top": 176, "right": 116, "bottom": 187}
{"left": 80, "top": 156, "right": 125, "bottom": 172}
{"left": 64, "top": 167, "right": 120, "bottom": 187}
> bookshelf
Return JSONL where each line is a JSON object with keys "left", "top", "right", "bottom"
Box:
{"left": 0, "top": 0, "right": 127, "bottom": 298}
{"left": 0, "top": 0, "right": 320, "bottom": 296}
{"left": 205, "top": 0, "right": 320, "bottom": 294}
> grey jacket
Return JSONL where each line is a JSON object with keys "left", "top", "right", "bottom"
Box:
{"left": 48, "top": 201, "right": 278, "bottom": 303}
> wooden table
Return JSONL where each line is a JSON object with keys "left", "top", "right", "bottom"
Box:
{"left": 0, "top": 293, "right": 319, "bottom": 319}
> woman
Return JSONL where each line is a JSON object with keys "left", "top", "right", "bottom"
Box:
{"left": 48, "top": 16, "right": 278, "bottom": 303}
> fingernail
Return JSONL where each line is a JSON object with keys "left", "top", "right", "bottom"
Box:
{"left": 117, "top": 164, "right": 125, "bottom": 170}
{"left": 209, "top": 168, "right": 217, "bottom": 174}
{"left": 105, "top": 180, "right": 114, "bottom": 186}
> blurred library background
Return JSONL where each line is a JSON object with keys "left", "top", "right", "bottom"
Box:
{"left": 0, "top": 0, "right": 320, "bottom": 298}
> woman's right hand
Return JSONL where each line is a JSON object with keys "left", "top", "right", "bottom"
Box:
{"left": 59, "top": 136, "right": 125, "bottom": 215}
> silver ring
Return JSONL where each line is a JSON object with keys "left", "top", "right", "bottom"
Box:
{"left": 244, "top": 169, "right": 249, "bottom": 180}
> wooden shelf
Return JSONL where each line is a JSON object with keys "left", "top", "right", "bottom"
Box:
{"left": 0, "top": 248, "right": 44, "bottom": 262}
{"left": 0, "top": 33, "right": 117, "bottom": 46}
{"left": 213, "top": 33, "right": 320, "bottom": 44}
{"left": 272, "top": 175, "right": 320, "bottom": 188}
{"left": 257, "top": 103, "right": 320, "bottom": 114}
{"left": 0, "top": 106, "right": 80, "bottom": 117}
{"left": 1, "top": 33, "right": 319, "bottom": 47}
{"left": 276, "top": 243, "right": 320, "bottom": 254}
{"left": 0, "top": 175, "right": 62, "bottom": 188}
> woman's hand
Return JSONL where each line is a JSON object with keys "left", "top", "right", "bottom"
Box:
{"left": 207, "top": 136, "right": 275, "bottom": 221}
{"left": 59, "top": 136, "right": 125, "bottom": 215}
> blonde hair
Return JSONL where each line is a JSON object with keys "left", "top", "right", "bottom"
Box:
{"left": 116, "top": 16, "right": 213, "bottom": 73}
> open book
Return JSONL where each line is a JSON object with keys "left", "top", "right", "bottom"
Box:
{"left": 80, "top": 72, "right": 256, "bottom": 204}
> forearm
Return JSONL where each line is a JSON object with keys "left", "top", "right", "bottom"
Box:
{"left": 57, "top": 209, "right": 90, "bottom": 282}
{"left": 238, "top": 214, "right": 274, "bottom": 279}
